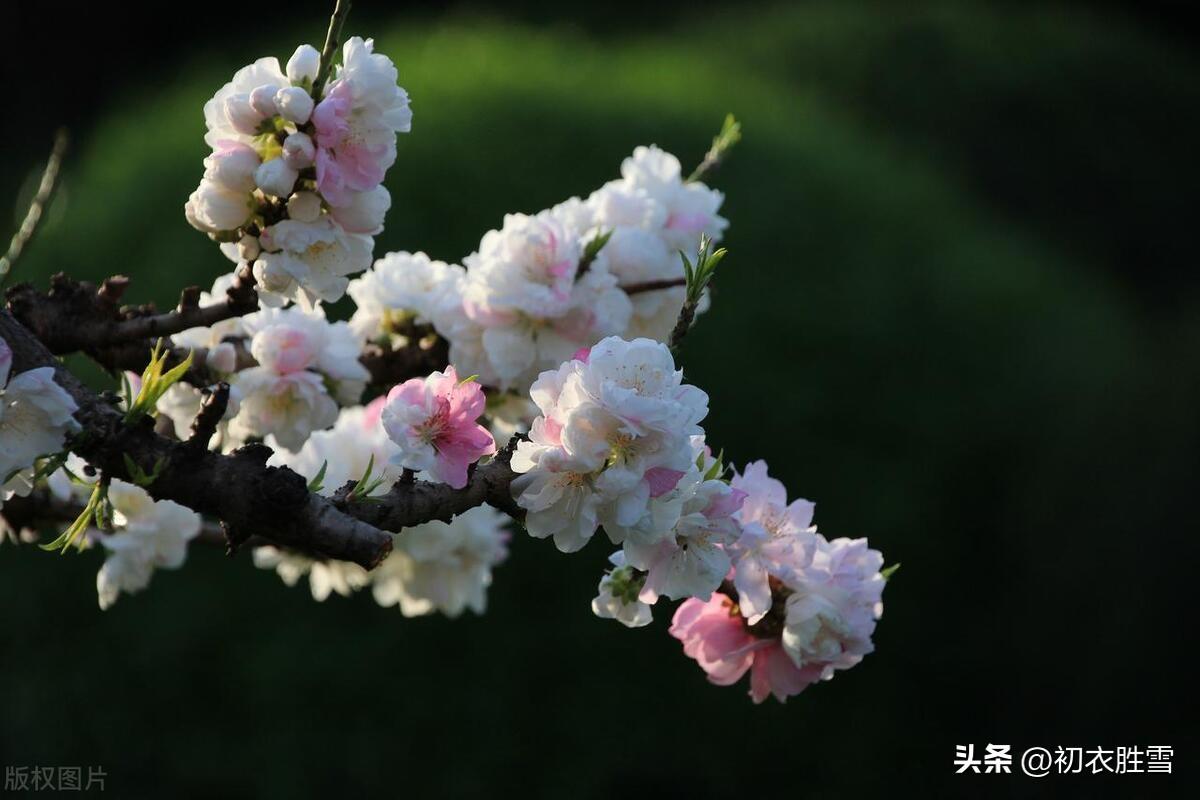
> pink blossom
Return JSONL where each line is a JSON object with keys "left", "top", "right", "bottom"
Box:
{"left": 380, "top": 366, "right": 496, "bottom": 489}
{"left": 312, "top": 83, "right": 390, "bottom": 207}
{"left": 644, "top": 466, "right": 686, "bottom": 498}
{"left": 669, "top": 592, "right": 821, "bottom": 704}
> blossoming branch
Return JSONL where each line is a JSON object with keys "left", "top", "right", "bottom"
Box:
{"left": 0, "top": 0, "right": 895, "bottom": 704}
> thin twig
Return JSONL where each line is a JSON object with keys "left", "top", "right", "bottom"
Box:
{"left": 311, "top": 0, "right": 352, "bottom": 99}
{"left": 0, "top": 129, "right": 69, "bottom": 288}
{"left": 621, "top": 277, "right": 686, "bottom": 295}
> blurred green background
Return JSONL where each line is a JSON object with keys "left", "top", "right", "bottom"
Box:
{"left": 2, "top": 1, "right": 1196, "bottom": 796}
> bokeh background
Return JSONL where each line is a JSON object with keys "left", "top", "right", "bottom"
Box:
{"left": 2, "top": 1, "right": 1196, "bottom": 796}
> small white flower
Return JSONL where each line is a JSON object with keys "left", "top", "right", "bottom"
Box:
{"left": 780, "top": 535, "right": 885, "bottom": 675}
{"left": 591, "top": 551, "right": 653, "bottom": 628}
{"left": 286, "top": 44, "right": 321, "bottom": 85}
{"left": 346, "top": 251, "right": 464, "bottom": 341}
{"left": 255, "top": 158, "right": 299, "bottom": 198}
{"left": 185, "top": 178, "right": 252, "bottom": 234}
{"left": 228, "top": 306, "right": 368, "bottom": 450}
{"left": 330, "top": 186, "right": 391, "bottom": 235}
{"left": 282, "top": 132, "right": 316, "bottom": 169}
{"left": 248, "top": 84, "right": 280, "bottom": 118}
{"left": 1, "top": 339, "right": 79, "bottom": 490}
{"left": 275, "top": 86, "right": 314, "bottom": 124}
{"left": 253, "top": 546, "right": 371, "bottom": 602}
{"left": 254, "top": 217, "right": 373, "bottom": 307}
{"left": 372, "top": 506, "right": 509, "bottom": 618}
{"left": 510, "top": 337, "right": 709, "bottom": 554}
{"left": 203, "top": 57, "right": 288, "bottom": 148}
{"left": 96, "top": 481, "right": 202, "bottom": 610}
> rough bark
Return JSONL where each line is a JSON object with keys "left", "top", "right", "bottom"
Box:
{"left": 1, "top": 309, "right": 393, "bottom": 569}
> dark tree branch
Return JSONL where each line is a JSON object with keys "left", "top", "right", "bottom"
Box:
{"left": 187, "top": 382, "right": 230, "bottom": 452}
{"left": 5, "top": 265, "right": 259, "bottom": 379}
{"left": 331, "top": 434, "right": 525, "bottom": 531}
{"left": 621, "top": 277, "right": 687, "bottom": 295}
{"left": 1, "top": 310, "right": 393, "bottom": 570}
{"left": 359, "top": 336, "right": 450, "bottom": 390}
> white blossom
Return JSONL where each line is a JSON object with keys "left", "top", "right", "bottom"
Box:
{"left": 169, "top": 273, "right": 247, "bottom": 377}
{"left": 254, "top": 217, "right": 373, "bottom": 308}
{"left": 227, "top": 306, "right": 368, "bottom": 450}
{"left": 96, "top": 481, "right": 202, "bottom": 610}
{"left": 275, "top": 86, "right": 314, "bottom": 124}
{"left": 330, "top": 185, "right": 391, "bottom": 235}
{"left": 511, "top": 337, "right": 708, "bottom": 554}
{"left": 346, "top": 251, "right": 465, "bottom": 342}
{"left": 254, "top": 158, "right": 299, "bottom": 198}
{"left": 455, "top": 211, "right": 631, "bottom": 391}
{"left": 591, "top": 551, "right": 653, "bottom": 628}
{"left": 252, "top": 546, "right": 371, "bottom": 602}
{"left": 1, "top": 339, "right": 79, "bottom": 501}
{"left": 371, "top": 506, "right": 509, "bottom": 618}
{"left": 286, "top": 44, "right": 321, "bottom": 86}
{"left": 202, "top": 57, "right": 288, "bottom": 148}
{"left": 780, "top": 535, "right": 885, "bottom": 677}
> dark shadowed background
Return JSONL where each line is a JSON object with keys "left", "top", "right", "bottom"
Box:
{"left": 2, "top": 1, "right": 1196, "bottom": 797}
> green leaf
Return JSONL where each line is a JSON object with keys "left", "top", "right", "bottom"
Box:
{"left": 40, "top": 481, "right": 107, "bottom": 554}
{"left": 307, "top": 460, "right": 329, "bottom": 493}
{"left": 881, "top": 563, "right": 902, "bottom": 581}
{"left": 124, "top": 340, "right": 194, "bottom": 422}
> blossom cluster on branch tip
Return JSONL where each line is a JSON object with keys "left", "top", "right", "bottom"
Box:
{"left": 258, "top": 398, "right": 509, "bottom": 617}
{"left": 666, "top": 463, "right": 887, "bottom": 704}
{"left": 1, "top": 338, "right": 78, "bottom": 510}
{"left": 186, "top": 38, "right": 410, "bottom": 308}
{"left": 504, "top": 336, "right": 890, "bottom": 704}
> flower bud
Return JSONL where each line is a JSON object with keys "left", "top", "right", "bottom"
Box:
{"left": 223, "top": 93, "right": 264, "bottom": 136}
{"left": 282, "top": 132, "right": 316, "bottom": 169}
{"left": 330, "top": 186, "right": 391, "bottom": 234}
{"left": 237, "top": 233, "right": 261, "bottom": 261}
{"left": 287, "top": 44, "right": 321, "bottom": 86}
{"left": 254, "top": 159, "right": 299, "bottom": 198}
{"left": 203, "top": 141, "right": 260, "bottom": 193}
{"left": 185, "top": 179, "right": 252, "bottom": 234}
{"left": 249, "top": 84, "right": 280, "bottom": 118}
{"left": 252, "top": 253, "right": 295, "bottom": 296}
{"left": 275, "top": 87, "right": 314, "bottom": 125}
{"left": 287, "top": 191, "right": 323, "bottom": 223}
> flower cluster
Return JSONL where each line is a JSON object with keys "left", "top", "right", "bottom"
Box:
{"left": 0, "top": 338, "right": 78, "bottom": 507}
{"left": 448, "top": 207, "right": 632, "bottom": 391}
{"left": 226, "top": 305, "right": 368, "bottom": 451}
{"left": 510, "top": 336, "right": 710, "bottom": 553}
{"left": 187, "top": 38, "right": 410, "bottom": 308}
{"left": 2, "top": 24, "right": 884, "bottom": 709}
{"left": 664, "top": 461, "right": 888, "bottom": 704}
